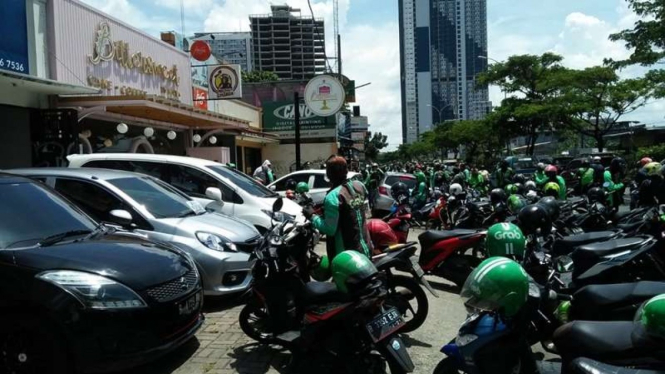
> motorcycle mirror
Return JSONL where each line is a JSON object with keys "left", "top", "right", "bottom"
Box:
{"left": 554, "top": 255, "right": 574, "bottom": 273}
{"left": 273, "top": 197, "right": 284, "bottom": 213}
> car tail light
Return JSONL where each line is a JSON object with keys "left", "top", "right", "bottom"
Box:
{"left": 379, "top": 186, "right": 388, "bottom": 196}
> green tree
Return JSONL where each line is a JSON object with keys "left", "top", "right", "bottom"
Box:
{"left": 448, "top": 120, "right": 500, "bottom": 164}
{"left": 364, "top": 132, "right": 388, "bottom": 161}
{"left": 242, "top": 70, "right": 279, "bottom": 83}
{"left": 479, "top": 53, "right": 569, "bottom": 155}
{"left": 559, "top": 66, "right": 656, "bottom": 152}
{"left": 609, "top": 0, "right": 665, "bottom": 67}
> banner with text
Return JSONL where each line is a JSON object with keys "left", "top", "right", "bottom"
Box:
{"left": 263, "top": 101, "right": 336, "bottom": 141}
{"left": 0, "top": 0, "right": 29, "bottom": 74}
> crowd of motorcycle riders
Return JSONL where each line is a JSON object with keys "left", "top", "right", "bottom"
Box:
{"left": 239, "top": 153, "right": 665, "bottom": 374}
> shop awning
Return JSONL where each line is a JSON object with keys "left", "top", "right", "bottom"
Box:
{"left": 57, "top": 95, "right": 251, "bottom": 130}
{"left": 232, "top": 127, "right": 280, "bottom": 144}
{"left": 0, "top": 69, "right": 100, "bottom": 95}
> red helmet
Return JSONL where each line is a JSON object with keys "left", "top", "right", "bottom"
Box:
{"left": 545, "top": 164, "right": 558, "bottom": 177}
{"left": 367, "top": 219, "right": 398, "bottom": 249}
{"left": 641, "top": 157, "right": 653, "bottom": 166}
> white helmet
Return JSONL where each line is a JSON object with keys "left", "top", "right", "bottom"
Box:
{"left": 449, "top": 183, "right": 463, "bottom": 196}
{"left": 525, "top": 180, "right": 537, "bottom": 191}
{"left": 526, "top": 190, "right": 538, "bottom": 200}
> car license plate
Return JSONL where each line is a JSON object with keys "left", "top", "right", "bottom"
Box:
{"left": 366, "top": 308, "right": 404, "bottom": 343}
{"left": 411, "top": 257, "right": 425, "bottom": 278}
{"left": 178, "top": 292, "right": 201, "bottom": 316}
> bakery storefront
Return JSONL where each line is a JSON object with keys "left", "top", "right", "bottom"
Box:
{"left": 45, "top": 0, "right": 250, "bottom": 165}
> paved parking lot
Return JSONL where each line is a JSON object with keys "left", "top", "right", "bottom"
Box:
{"left": 119, "top": 229, "right": 467, "bottom": 374}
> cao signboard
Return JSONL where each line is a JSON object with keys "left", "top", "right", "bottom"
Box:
{"left": 263, "top": 101, "right": 336, "bottom": 142}
{"left": 0, "top": 0, "right": 29, "bottom": 74}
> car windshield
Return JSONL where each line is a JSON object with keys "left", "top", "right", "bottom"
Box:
{"left": 207, "top": 165, "right": 278, "bottom": 198}
{"left": 109, "top": 177, "right": 205, "bottom": 219}
{"left": 0, "top": 182, "right": 96, "bottom": 249}
{"left": 515, "top": 159, "right": 536, "bottom": 169}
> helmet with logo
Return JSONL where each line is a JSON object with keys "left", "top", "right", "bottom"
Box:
{"left": 513, "top": 174, "right": 526, "bottom": 185}
{"left": 543, "top": 182, "right": 560, "bottom": 198}
{"left": 486, "top": 223, "right": 526, "bottom": 258}
{"left": 538, "top": 196, "right": 561, "bottom": 221}
{"left": 518, "top": 204, "right": 552, "bottom": 236}
{"left": 505, "top": 184, "right": 518, "bottom": 196}
{"left": 525, "top": 180, "right": 537, "bottom": 191}
{"left": 644, "top": 162, "right": 662, "bottom": 177}
{"left": 507, "top": 195, "right": 527, "bottom": 214}
{"left": 461, "top": 257, "right": 529, "bottom": 317}
{"left": 587, "top": 187, "right": 606, "bottom": 204}
{"left": 545, "top": 165, "right": 558, "bottom": 179}
{"left": 310, "top": 255, "right": 331, "bottom": 281}
{"left": 390, "top": 182, "right": 410, "bottom": 204}
{"left": 490, "top": 188, "right": 508, "bottom": 205}
{"left": 449, "top": 183, "right": 464, "bottom": 196}
{"left": 367, "top": 219, "right": 398, "bottom": 249}
{"left": 634, "top": 294, "right": 665, "bottom": 341}
{"left": 295, "top": 181, "right": 310, "bottom": 194}
{"left": 332, "top": 250, "right": 378, "bottom": 294}
{"left": 640, "top": 157, "right": 654, "bottom": 167}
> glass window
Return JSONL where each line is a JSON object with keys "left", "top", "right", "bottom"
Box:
{"left": 207, "top": 165, "right": 278, "bottom": 198}
{"left": 313, "top": 174, "right": 331, "bottom": 189}
{"left": 54, "top": 178, "right": 126, "bottom": 224}
{"left": 274, "top": 173, "right": 310, "bottom": 191}
{"left": 0, "top": 182, "right": 96, "bottom": 249}
{"left": 385, "top": 175, "right": 417, "bottom": 190}
{"left": 170, "top": 164, "right": 242, "bottom": 203}
{"left": 108, "top": 177, "right": 201, "bottom": 219}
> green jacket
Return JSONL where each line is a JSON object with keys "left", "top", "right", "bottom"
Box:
{"left": 550, "top": 176, "right": 567, "bottom": 200}
{"left": 580, "top": 168, "right": 595, "bottom": 190}
{"left": 468, "top": 173, "right": 486, "bottom": 193}
{"left": 603, "top": 170, "right": 624, "bottom": 207}
{"left": 364, "top": 168, "right": 385, "bottom": 190}
{"left": 493, "top": 167, "right": 515, "bottom": 188}
{"left": 534, "top": 170, "right": 548, "bottom": 187}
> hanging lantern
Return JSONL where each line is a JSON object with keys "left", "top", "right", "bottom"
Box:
{"left": 167, "top": 131, "right": 177, "bottom": 140}
{"left": 103, "top": 138, "right": 113, "bottom": 147}
{"left": 209, "top": 136, "right": 217, "bottom": 145}
{"left": 116, "top": 123, "right": 128, "bottom": 134}
{"left": 193, "top": 134, "right": 202, "bottom": 143}
{"left": 81, "top": 129, "right": 92, "bottom": 138}
{"left": 143, "top": 127, "right": 154, "bottom": 137}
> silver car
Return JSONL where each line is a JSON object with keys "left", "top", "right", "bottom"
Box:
{"left": 11, "top": 168, "right": 260, "bottom": 296}
{"left": 373, "top": 172, "right": 418, "bottom": 213}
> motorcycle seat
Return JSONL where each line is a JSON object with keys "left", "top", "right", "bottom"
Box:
{"left": 617, "top": 221, "right": 643, "bottom": 234}
{"left": 418, "top": 229, "right": 479, "bottom": 249}
{"left": 568, "top": 357, "right": 665, "bottom": 374}
{"left": 552, "top": 231, "right": 619, "bottom": 256}
{"left": 553, "top": 321, "right": 639, "bottom": 362}
{"left": 573, "top": 237, "right": 648, "bottom": 260}
{"left": 302, "top": 282, "right": 351, "bottom": 304}
{"left": 572, "top": 281, "right": 665, "bottom": 319}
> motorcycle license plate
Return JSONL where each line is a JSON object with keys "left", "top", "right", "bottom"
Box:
{"left": 366, "top": 308, "right": 404, "bottom": 343}
{"left": 411, "top": 257, "right": 425, "bottom": 278}
{"left": 178, "top": 292, "right": 201, "bottom": 316}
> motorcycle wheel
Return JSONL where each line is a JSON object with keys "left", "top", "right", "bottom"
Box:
{"left": 433, "top": 357, "right": 464, "bottom": 374}
{"left": 384, "top": 275, "right": 429, "bottom": 333}
{"left": 239, "top": 298, "right": 273, "bottom": 343}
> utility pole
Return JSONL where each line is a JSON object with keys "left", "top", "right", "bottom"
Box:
{"left": 337, "top": 34, "right": 342, "bottom": 79}
{"left": 294, "top": 91, "right": 302, "bottom": 170}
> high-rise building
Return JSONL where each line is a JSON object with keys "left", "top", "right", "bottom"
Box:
{"left": 192, "top": 32, "right": 253, "bottom": 72}
{"left": 249, "top": 5, "right": 326, "bottom": 80}
{"left": 399, "top": 0, "right": 491, "bottom": 144}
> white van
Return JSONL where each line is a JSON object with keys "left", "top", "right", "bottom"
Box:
{"left": 67, "top": 154, "right": 304, "bottom": 232}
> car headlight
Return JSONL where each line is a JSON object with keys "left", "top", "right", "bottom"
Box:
{"left": 37, "top": 271, "right": 147, "bottom": 309}
{"left": 262, "top": 209, "right": 295, "bottom": 222}
{"left": 196, "top": 232, "right": 237, "bottom": 252}
{"left": 455, "top": 334, "right": 478, "bottom": 347}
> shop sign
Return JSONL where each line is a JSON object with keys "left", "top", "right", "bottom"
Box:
{"left": 263, "top": 101, "right": 336, "bottom": 140}
{"left": 193, "top": 87, "right": 208, "bottom": 110}
{"left": 304, "top": 75, "right": 346, "bottom": 117}
{"left": 208, "top": 65, "right": 242, "bottom": 99}
{"left": 351, "top": 132, "right": 365, "bottom": 141}
{"left": 0, "top": 0, "right": 29, "bottom": 74}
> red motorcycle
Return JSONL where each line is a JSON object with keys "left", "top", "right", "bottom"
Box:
{"left": 368, "top": 204, "right": 413, "bottom": 250}
{"left": 416, "top": 229, "right": 487, "bottom": 288}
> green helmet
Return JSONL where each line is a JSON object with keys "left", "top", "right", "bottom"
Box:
{"left": 331, "top": 251, "right": 377, "bottom": 294}
{"left": 543, "top": 182, "right": 560, "bottom": 197}
{"left": 461, "top": 257, "right": 529, "bottom": 317}
{"left": 415, "top": 171, "right": 426, "bottom": 184}
{"left": 486, "top": 223, "right": 526, "bottom": 258}
{"left": 507, "top": 195, "right": 526, "bottom": 214}
{"left": 635, "top": 294, "right": 665, "bottom": 339}
{"left": 311, "top": 255, "right": 331, "bottom": 281}
{"left": 295, "top": 181, "right": 310, "bottom": 194}
{"left": 505, "top": 184, "right": 517, "bottom": 195}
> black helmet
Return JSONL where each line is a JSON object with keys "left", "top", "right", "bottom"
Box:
{"left": 500, "top": 160, "right": 509, "bottom": 168}
{"left": 514, "top": 183, "right": 526, "bottom": 196}
{"left": 587, "top": 187, "right": 606, "bottom": 204}
{"left": 490, "top": 188, "right": 508, "bottom": 205}
{"left": 390, "top": 182, "right": 410, "bottom": 204}
{"left": 285, "top": 179, "right": 297, "bottom": 191}
{"left": 610, "top": 157, "right": 626, "bottom": 175}
{"left": 537, "top": 196, "right": 560, "bottom": 221}
{"left": 581, "top": 158, "right": 590, "bottom": 168}
{"left": 592, "top": 164, "right": 606, "bottom": 183}
{"left": 517, "top": 204, "right": 552, "bottom": 236}
{"left": 513, "top": 174, "right": 526, "bottom": 184}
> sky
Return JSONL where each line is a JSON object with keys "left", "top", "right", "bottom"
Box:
{"left": 80, "top": 0, "right": 665, "bottom": 151}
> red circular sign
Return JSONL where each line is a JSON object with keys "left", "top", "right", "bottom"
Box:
{"left": 190, "top": 40, "right": 212, "bottom": 62}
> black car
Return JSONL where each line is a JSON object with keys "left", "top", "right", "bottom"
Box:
{"left": 0, "top": 174, "right": 204, "bottom": 373}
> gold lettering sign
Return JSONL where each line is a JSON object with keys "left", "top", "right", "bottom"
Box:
{"left": 88, "top": 22, "right": 180, "bottom": 86}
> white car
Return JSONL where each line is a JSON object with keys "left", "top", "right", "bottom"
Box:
{"left": 67, "top": 153, "right": 304, "bottom": 232}
{"left": 269, "top": 170, "right": 361, "bottom": 206}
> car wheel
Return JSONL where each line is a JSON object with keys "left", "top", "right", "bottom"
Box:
{"left": 0, "top": 314, "right": 70, "bottom": 374}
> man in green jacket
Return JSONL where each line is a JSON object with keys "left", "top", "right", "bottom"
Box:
{"left": 493, "top": 160, "right": 515, "bottom": 188}
{"left": 364, "top": 163, "right": 385, "bottom": 209}
{"left": 305, "top": 156, "right": 373, "bottom": 260}
{"left": 468, "top": 168, "right": 487, "bottom": 194}
{"left": 544, "top": 165, "right": 567, "bottom": 200}
{"left": 534, "top": 163, "right": 548, "bottom": 187}
{"left": 412, "top": 168, "right": 429, "bottom": 209}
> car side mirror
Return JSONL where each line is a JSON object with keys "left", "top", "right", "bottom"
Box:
{"left": 109, "top": 209, "right": 133, "bottom": 228}
{"left": 205, "top": 187, "right": 223, "bottom": 202}
{"left": 273, "top": 197, "right": 284, "bottom": 213}
{"left": 269, "top": 185, "right": 276, "bottom": 191}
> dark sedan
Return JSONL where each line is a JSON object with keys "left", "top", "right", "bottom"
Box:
{"left": 0, "top": 174, "right": 203, "bottom": 373}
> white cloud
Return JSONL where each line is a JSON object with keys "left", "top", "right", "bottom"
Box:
{"left": 80, "top": 0, "right": 174, "bottom": 36}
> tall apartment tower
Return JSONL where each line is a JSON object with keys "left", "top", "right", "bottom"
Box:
{"left": 249, "top": 5, "right": 326, "bottom": 80}
{"left": 192, "top": 32, "right": 253, "bottom": 72}
{"left": 399, "top": 0, "right": 491, "bottom": 144}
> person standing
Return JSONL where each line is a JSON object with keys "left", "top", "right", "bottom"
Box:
{"left": 364, "top": 163, "right": 384, "bottom": 209}
{"left": 253, "top": 160, "right": 274, "bottom": 185}
{"left": 492, "top": 160, "right": 515, "bottom": 189}
{"left": 304, "top": 156, "right": 373, "bottom": 260}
